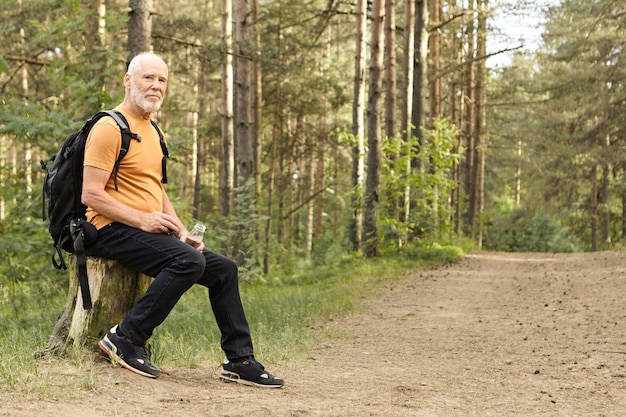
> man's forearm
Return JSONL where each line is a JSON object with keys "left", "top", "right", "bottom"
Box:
{"left": 83, "top": 188, "right": 145, "bottom": 229}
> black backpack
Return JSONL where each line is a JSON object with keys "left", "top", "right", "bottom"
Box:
{"left": 41, "top": 110, "right": 169, "bottom": 309}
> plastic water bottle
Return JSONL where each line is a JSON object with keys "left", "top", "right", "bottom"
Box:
{"left": 190, "top": 223, "right": 206, "bottom": 237}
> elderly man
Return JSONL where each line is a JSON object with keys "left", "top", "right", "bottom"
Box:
{"left": 82, "top": 52, "right": 284, "bottom": 388}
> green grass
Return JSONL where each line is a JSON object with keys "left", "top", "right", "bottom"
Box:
{"left": 0, "top": 243, "right": 463, "bottom": 397}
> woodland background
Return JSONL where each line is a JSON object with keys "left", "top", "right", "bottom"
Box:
{"left": 1, "top": 0, "right": 625, "bottom": 303}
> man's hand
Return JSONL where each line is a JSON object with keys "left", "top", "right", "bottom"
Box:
{"left": 140, "top": 211, "right": 179, "bottom": 235}
{"left": 182, "top": 230, "right": 205, "bottom": 252}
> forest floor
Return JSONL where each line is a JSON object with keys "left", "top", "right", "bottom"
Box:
{"left": 2, "top": 251, "right": 626, "bottom": 416}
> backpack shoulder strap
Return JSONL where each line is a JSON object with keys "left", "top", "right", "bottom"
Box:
{"left": 150, "top": 120, "right": 169, "bottom": 185}
{"left": 105, "top": 110, "right": 140, "bottom": 191}
{"left": 85, "top": 110, "right": 139, "bottom": 191}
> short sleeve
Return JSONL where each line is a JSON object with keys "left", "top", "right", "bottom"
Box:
{"left": 84, "top": 118, "right": 122, "bottom": 172}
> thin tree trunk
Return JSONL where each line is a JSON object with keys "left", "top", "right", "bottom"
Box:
{"left": 590, "top": 163, "right": 598, "bottom": 251}
{"left": 263, "top": 9, "right": 283, "bottom": 274}
{"left": 305, "top": 123, "right": 315, "bottom": 256}
{"left": 429, "top": 0, "right": 441, "bottom": 122}
{"left": 349, "top": 0, "right": 367, "bottom": 251}
{"left": 463, "top": 0, "right": 476, "bottom": 236}
{"left": 450, "top": 0, "right": 463, "bottom": 233}
{"left": 412, "top": 0, "right": 429, "bottom": 170}
{"left": 601, "top": 132, "right": 611, "bottom": 246}
{"left": 384, "top": 0, "right": 396, "bottom": 140}
{"left": 363, "top": 0, "right": 385, "bottom": 258}
{"left": 85, "top": 0, "right": 107, "bottom": 109}
{"left": 400, "top": 0, "right": 415, "bottom": 244}
{"left": 263, "top": 114, "right": 278, "bottom": 274}
{"left": 475, "top": 0, "right": 487, "bottom": 247}
{"left": 193, "top": 61, "right": 208, "bottom": 219}
{"left": 234, "top": 0, "right": 255, "bottom": 264}
{"left": 252, "top": 0, "right": 263, "bottom": 249}
{"left": 221, "top": 0, "right": 234, "bottom": 219}
{"left": 234, "top": 0, "right": 254, "bottom": 187}
{"left": 19, "top": 0, "right": 32, "bottom": 204}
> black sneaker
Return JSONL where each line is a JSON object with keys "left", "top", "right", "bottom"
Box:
{"left": 98, "top": 325, "right": 160, "bottom": 378}
{"left": 220, "top": 357, "right": 284, "bottom": 388}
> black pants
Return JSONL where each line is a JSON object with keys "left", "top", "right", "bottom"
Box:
{"left": 87, "top": 222, "right": 254, "bottom": 360}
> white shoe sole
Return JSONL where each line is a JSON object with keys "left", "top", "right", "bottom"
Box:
{"left": 98, "top": 336, "right": 159, "bottom": 379}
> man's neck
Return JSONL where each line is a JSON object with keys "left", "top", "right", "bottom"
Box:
{"left": 120, "top": 101, "right": 152, "bottom": 121}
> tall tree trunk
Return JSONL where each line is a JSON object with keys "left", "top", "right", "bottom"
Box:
{"left": 349, "top": 0, "right": 367, "bottom": 251}
{"left": 234, "top": 0, "right": 255, "bottom": 264}
{"left": 193, "top": 61, "right": 208, "bottom": 219}
{"left": 450, "top": 0, "right": 464, "bottom": 233}
{"left": 384, "top": 0, "right": 396, "bottom": 140}
{"left": 234, "top": 0, "right": 254, "bottom": 187}
{"left": 18, "top": 0, "right": 32, "bottom": 205}
{"left": 428, "top": 0, "right": 441, "bottom": 122}
{"left": 85, "top": 0, "right": 107, "bottom": 109}
{"left": 220, "top": 0, "right": 235, "bottom": 219}
{"left": 263, "top": 7, "right": 283, "bottom": 274}
{"left": 128, "top": 0, "right": 152, "bottom": 59}
{"left": 314, "top": 27, "right": 331, "bottom": 247}
{"left": 305, "top": 123, "right": 315, "bottom": 256}
{"left": 400, "top": 0, "right": 415, "bottom": 245}
{"left": 363, "top": 0, "right": 385, "bottom": 258}
{"left": 462, "top": 0, "right": 476, "bottom": 237}
{"left": 412, "top": 0, "right": 429, "bottom": 170}
{"left": 252, "top": 0, "right": 263, "bottom": 249}
{"left": 263, "top": 103, "right": 279, "bottom": 274}
{"left": 474, "top": 0, "right": 488, "bottom": 247}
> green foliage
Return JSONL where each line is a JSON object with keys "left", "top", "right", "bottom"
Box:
{"left": 0, "top": 213, "right": 66, "bottom": 320}
{"left": 486, "top": 0, "right": 626, "bottom": 251}
{"left": 483, "top": 193, "right": 581, "bottom": 253}
{"left": 198, "top": 179, "right": 266, "bottom": 284}
{"left": 379, "top": 118, "right": 462, "bottom": 246}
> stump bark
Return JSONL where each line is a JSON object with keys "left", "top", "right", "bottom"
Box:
{"left": 44, "top": 257, "right": 151, "bottom": 355}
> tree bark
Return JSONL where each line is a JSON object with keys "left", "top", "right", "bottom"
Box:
{"left": 221, "top": 0, "right": 235, "bottom": 219}
{"left": 474, "top": 0, "right": 487, "bottom": 247}
{"left": 43, "top": 258, "right": 150, "bottom": 355}
{"left": 234, "top": 0, "right": 254, "bottom": 186}
{"left": 363, "top": 0, "right": 385, "bottom": 258}
{"left": 384, "top": 0, "right": 396, "bottom": 140}
{"left": 400, "top": 0, "right": 415, "bottom": 243}
{"left": 349, "top": 0, "right": 367, "bottom": 252}
{"left": 412, "top": 0, "right": 429, "bottom": 169}
{"left": 462, "top": 0, "right": 476, "bottom": 236}
{"left": 601, "top": 132, "right": 611, "bottom": 246}
{"left": 590, "top": 163, "right": 598, "bottom": 251}
{"left": 428, "top": 0, "right": 441, "bottom": 122}
{"left": 128, "top": 0, "right": 153, "bottom": 59}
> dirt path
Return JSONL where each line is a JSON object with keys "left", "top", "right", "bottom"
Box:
{"left": 4, "top": 251, "right": 626, "bottom": 416}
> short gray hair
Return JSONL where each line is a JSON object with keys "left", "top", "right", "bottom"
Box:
{"left": 127, "top": 52, "right": 166, "bottom": 76}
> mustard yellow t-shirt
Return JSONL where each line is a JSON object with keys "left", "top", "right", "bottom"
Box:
{"left": 84, "top": 107, "right": 165, "bottom": 229}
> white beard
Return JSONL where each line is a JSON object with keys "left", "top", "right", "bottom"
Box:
{"left": 130, "top": 80, "right": 163, "bottom": 113}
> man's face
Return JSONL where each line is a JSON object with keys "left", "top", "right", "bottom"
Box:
{"left": 127, "top": 58, "right": 168, "bottom": 112}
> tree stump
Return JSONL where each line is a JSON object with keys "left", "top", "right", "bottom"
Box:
{"left": 43, "top": 257, "right": 151, "bottom": 355}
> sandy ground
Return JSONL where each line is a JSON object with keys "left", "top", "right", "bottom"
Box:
{"left": 2, "top": 251, "right": 626, "bottom": 416}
